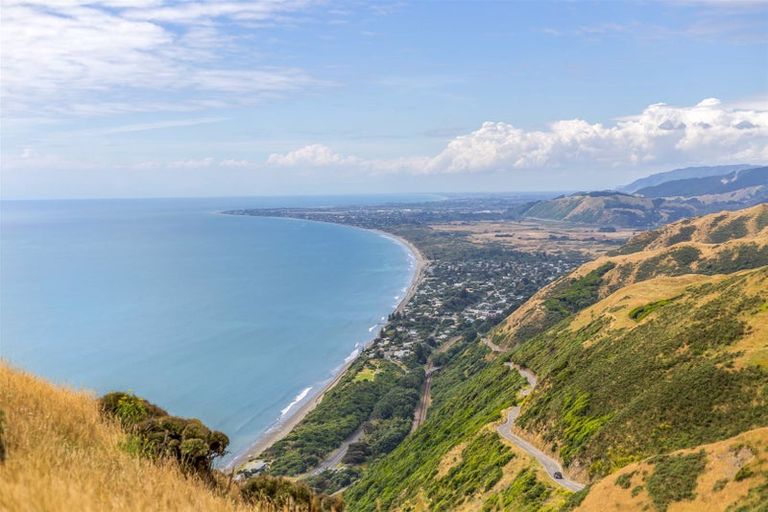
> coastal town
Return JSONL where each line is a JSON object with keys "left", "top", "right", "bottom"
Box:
{"left": 226, "top": 198, "right": 604, "bottom": 489}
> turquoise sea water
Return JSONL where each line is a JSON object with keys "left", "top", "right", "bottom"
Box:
{"left": 0, "top": 196, "right": 430, "bottom": 462}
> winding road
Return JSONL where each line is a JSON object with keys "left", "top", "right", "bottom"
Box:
{"left": 484, "top": 338, "right": 586, "bottom": 492}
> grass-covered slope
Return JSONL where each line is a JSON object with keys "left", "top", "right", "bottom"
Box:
{"left": 0, "top": 364, "right": 340, "bottom": 512}
{"left": 0, "top": 363, "right": 250, "bottom": 511}
{"left": 521, "top": 192, "right": 696, "bottom": 227}
{"left": 497, "top": 203, "right": 768, "bottom": 348}
{"left": 345, "top": 204, "right": 768, "bottom": 511}
{"left": 510, "top": 267, "right": 768, "bottom": 481}
{"left": 577, "top": 427, "right": 768, "bottom": 512}
{"left": 344, "top": 346, "right": 532, "bottom": 511}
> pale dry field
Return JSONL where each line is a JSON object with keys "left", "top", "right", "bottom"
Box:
{"left": 431, "top": 220, "right": 636, "bottom": 257}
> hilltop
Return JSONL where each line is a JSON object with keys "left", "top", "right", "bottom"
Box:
{"left": 521, "top": 191, "right": 696, "bottom": 227}
{"left": 521, "top": 169, "right": 768, "bottom": 228}
{"left": 500, "top": 203, "right": 768, "bottom": 346}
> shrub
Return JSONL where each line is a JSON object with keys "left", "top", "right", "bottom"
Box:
{"left": 98, "top": 392, "right": 167, "bottom": 428}
{"left": 241, "top": 475, "right": 344, "bottom": 511}
{"left": 628, "top": 299, "right": 674, "bottom": 321}
{"left": 646, "top": 450, "right": 707, "bottom": 512}
{"left": 99, "top": 392, "right": 228, "bottom": 479}
{"left": 615, "top": 470, "right": 636, "bottom": 489}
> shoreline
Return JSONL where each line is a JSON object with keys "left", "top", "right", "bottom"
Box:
{"left": 225, "top": 222, "right": 427, "bottom": 473}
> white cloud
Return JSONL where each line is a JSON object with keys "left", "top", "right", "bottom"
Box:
{"left": 167, "top": 157, "right": 215, "bottom": 168}
{"left": 267, "top": 144, "right": 362, "bottom": 167}
{"left": 266, "top": 97, "right": 768, "bottom": 174}
{"left": 219, "top": 159, "right": 251, "bottom": 167}
{"left": 0, "top": 0, "right": 323, "bottom": 115}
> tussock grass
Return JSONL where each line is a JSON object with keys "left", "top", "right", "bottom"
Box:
{"left": 0, "top": 363, "right": 258, "bottom": 512}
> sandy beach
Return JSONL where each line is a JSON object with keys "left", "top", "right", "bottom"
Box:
{"left": 227, "top": 230, "right": 427, "bottom": 472}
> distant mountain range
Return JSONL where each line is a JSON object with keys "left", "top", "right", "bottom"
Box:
{"left": 636, "top": 166, "right": 768, "bottom": 198}
{"left": 618, "top": 164, "right": 759, "bottom": 193}
{"left": 521, "top": 165, "right": 768, "bottom": 228}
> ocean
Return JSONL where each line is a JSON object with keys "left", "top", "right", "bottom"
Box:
{"left": 0, "top": 195, "right": 433, "bottom": 462}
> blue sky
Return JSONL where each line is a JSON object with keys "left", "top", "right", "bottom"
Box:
{"left": 2, "top": 0, "right": 767, "bottom": 198}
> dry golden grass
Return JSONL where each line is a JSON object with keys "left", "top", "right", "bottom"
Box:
{"left": 496, "top": 204, "right": 768, "bottom": 348}
{"left": 430, "top": 219, "right": 635, "bottom": 257}
{"left": 435, "top": 442, "right": 466, "bottom": 479}
{"left": 0, "top": 363, "right": 261, "bottom": 512}
{"left": 576, "top": 427, "right": 768, "bottom": 512}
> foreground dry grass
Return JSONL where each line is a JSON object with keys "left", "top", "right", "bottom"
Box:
{"left": 0, "top": 363, "right": 257, "bottom": 512}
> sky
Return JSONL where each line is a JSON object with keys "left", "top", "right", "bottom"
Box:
{"left": 1, "top": 0, "right": 767, "bottom": 199}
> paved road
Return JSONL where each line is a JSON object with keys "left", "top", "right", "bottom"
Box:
{"left": 309, "top": 427, "right": 364, "bottom": 476}
{"left": 497, "top": 362, "right": 586, "bottom": 492}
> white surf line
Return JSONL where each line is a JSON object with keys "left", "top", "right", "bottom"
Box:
{"left": 281, "top": 387, "right": 313, "bottom": 417}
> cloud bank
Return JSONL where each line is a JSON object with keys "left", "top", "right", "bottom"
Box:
{"left": 267, "top": 98, "right": 768, "bottom": 174}
{"left": 1, "top": 0, "right": 323, "bottom": 115}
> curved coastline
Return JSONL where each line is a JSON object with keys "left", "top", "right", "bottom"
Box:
{"left": 224, "top": 216, "right": 426, "bottom": 471}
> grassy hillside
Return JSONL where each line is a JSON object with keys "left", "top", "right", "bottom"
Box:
{"left": 497, "top": 203, "right": 768, "bottom": 347}
{"left": 345, "top": 346, "right": 547, "bottom": 511}
{"left": 577, "top": 427, "right": 768, "bottom": 512}
{"left": 347, "top": 204, "right": 768, "bottom": 511}
{"left": 0, "top": 364, "right": 341, "bottom": 512}
{"left": 510, "top": 267, "right": 768, "bottom": 480}
{"left": 522, "top": 186, "right": 767, "bottom": 228}
{"left": 521, "top": 192, "right": 696, "bottom": 227}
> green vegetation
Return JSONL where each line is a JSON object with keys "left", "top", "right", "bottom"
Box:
{"left": 305, "top": 468, "right": 361, "bottom": 495}
{"left": 265, "top": 358, "right": 412, "bottom": 475}
{"left": 561, "top": 485, "right": 591, "bottom": 511}
{"left": 99, "top": 392, "right": 228, "bottom": 480}
{"left": 353, "top": 367, "right": 377, "bottom": 382}
{"left": 729, "top": 480, "right": 768, "bottom": 512}
{"left": 543, "top": 263, "right": 616, "bottom": 319}
{"left": 612, "top": 230, "right": 660, "bottom": 255}
{"left": 511, "top": 268, "right": 768, "bottom": 478}
{"left": 734, "top": 466, "right": 754, "bottom": 481}
{"left": 666, "top": 224, "right": 696, "bottom": 245}
{"left": 709, "top": 217, "right": 749, "bottom": 244}
{"left": 99, "top": 391, "right": 168, "bottom": 427}
{"left": 614, "top": 471, "right": 635, "bottom": 489}
{"left": 645, "top": 450, "right": 707, "bottom": 512}
{"left": 430, "top": 432, "right": 514, "bottom": 508}
{"left": 482, "top": 467, "right": 552, "bottom": 512}
{"left": 241, "top": 475, "right": 344, "bottom": 511}
{"left": 628, "top": 298, "right": 675, "bottom": 321}
{"left": 345, "top": 352, "right": 525, "bottom": 511}
{"left": 633, "top": 246, "right": 701, "bottom": 281}
{"left": 698, "top": 242, "right": 768, "bottom": 275}
{"left": 557, "top": 392, "right": 613, "bottom": 465}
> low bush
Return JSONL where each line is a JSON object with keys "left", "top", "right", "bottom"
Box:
{"left": 241, "top": 475, "right": 344, "bottom": 511}
{"left": 645, "top": 450, "right": 707, "bottom": 512}
{"left": 99, "top": 392, "right": 228, "bottom": 479}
